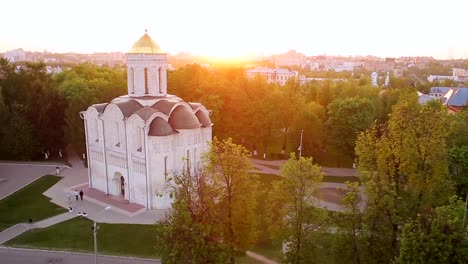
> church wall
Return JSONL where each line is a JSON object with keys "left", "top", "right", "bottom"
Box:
{"left": 147, "top": 127, "right": 212, "bottom": 209}
{"left": 105, "top": 150, "right": 129, "bottom": 198}
{"left": 89, "top": 146, "right": 107, "bottom": 192}
{"left": 130, "top": 156, "right": 147, "bottom": 206}
{"left": 149, "top": 135, "right": 175, "bottom": 209}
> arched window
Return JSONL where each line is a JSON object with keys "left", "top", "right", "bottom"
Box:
{"left": 186, "top": 149, "right": 190, "bottom": 173}
{"left": 144, "top": 68, "right": 149, "bottom": 94}
{"left": 114, "top": 121, "right": 120, "bottom": 148}
{"left": 93, "top": 119, "right": 99, "bottom": 143}
{"left": 134, "top": 126, "right": 144, "bottom": 152}
{"left": 164, "top": 156, "right": 168, "bottom": 181}
{"left": 193, "top": 148, "right": 197, "bottom": 171}
{"left": 129, "top": 68, "right": 135, "bottom": 94}
{"left": 159, "top": 67, "right": 163, "bottom": 93}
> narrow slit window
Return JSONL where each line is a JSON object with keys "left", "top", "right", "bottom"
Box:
{"left": 144, "top": 68, "right": 149, "bottom": 94}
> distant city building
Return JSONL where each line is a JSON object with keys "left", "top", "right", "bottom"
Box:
{"left": 246, "top": 67, "right": 300, "bottom": 86}
{"left": 274, "top": 50, "right": 307, "bottom": 68}
{"left": 421, "top": 86, "right": 468, "bottom": 112}
{"left": 3, "top": 48, "right": 25, "bottom": 62}
{"left": 443, "top": 87, "right": 468, "bottom": 112}
{"left": 80, "top": 31, "right": 212, "bottom": 210}
{"left": 427, "top": 68, "right": 468, "bottom": 82}
{"left": 430, "top": 87, "right": 451, "bottom": 98}
{"left": 371, "top": 71, "right": 378, "bottom": 86}
{"left": 417, "top": 92, "right": 438, "bottom": 105}
{"left": 385, "top": 72, "right": 390, "bottom": 87}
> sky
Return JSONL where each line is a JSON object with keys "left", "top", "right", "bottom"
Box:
{"left": 1, "top": 0, "right": 467, "bottom": 59}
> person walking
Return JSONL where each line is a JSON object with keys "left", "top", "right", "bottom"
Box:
{"left": 66, "top": 192, "right": 71, "bottom": 205}
{"left": 74, "top": 190, "right": 79, "bottom": 201}
{"left": 79, "top": 190, "right": 84, "bottom": 200}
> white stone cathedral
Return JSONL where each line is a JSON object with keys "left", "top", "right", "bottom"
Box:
{"left": 80, "top": 31, "right": 212, "bottom": 209}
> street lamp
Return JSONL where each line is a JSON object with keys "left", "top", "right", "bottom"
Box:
{"left": 93, "top": 206, "right": 111, "bottom": 264}
{"left": 298, "top": 130, "right": 304, "bottom": 159}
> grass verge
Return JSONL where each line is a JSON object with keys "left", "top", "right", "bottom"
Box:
{"left": 0, "top": 175, "right": 65, "bottom": 231}
{"left": 5, "top": 217, "right": 160, "bottom": 258}
{"left": 323, "top": 175, "right": 359, "bottom": 184}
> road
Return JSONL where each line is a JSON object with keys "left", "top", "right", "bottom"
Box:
{"left": 0, "top": 247, "right": 160, "bottom": 264}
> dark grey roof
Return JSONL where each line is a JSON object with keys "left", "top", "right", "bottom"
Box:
{"left": 447, "top": 88, "right": 468, "bottom": 106}
{"left": 151, "top": 100, "right": 178, "bottom": 115}
{"left": 114, "top": 100, "right": 143, "bottom": 117}
{"left": 148, "top": 117, "right": 177, "bottom": 136}
{"left": 169, "top": 106, "right": 201, "bottom": 129}
{"left": 195, "top": 110, "right": 212, "bottom": 127}
{"left": 133, "top": 107, "right": 159, "bottom": 121}
{"left": 92, "top": 103, "right": 108, "bottom": 113}
{"left": 430, "top": 87, "right": 451, "bottom": 94}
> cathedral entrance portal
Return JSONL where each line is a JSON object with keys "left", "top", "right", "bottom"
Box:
{"left": 120, "top": 176, "right": 125, "bottom": 196}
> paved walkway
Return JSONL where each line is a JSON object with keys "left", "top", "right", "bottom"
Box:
{"left": 0, "top": 163, "right": 68, "bottom": 200}
{"left": 251, "top": 158, "right": 358, "bottom": 177}
{"left": 250, "top": 158, "right": 362, "bottom": 212}
{"left": 39, "top": 146, "right": 167, "bottom": 224}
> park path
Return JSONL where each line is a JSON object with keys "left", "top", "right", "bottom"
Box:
{"left": 250, "top": 158, "right": 358, "bottom": 212}
{"left": 250, "top": 158, "right": 358, "bottom": 177}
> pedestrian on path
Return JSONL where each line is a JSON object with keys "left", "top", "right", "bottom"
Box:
{"left": 66, "top": 192, "right": 71, "bottom": 205}
{"left": 74, "top": 190, "right": 79, "bottom": 200}
{"left": 79, "top": 190, "right": 84, "bottom": 200}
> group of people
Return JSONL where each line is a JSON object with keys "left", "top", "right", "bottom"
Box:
{"left": 66, "top": 189, "right": 84, "bottom": 204}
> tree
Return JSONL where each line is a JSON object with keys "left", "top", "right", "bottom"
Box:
{"left": 398, "top": 197, "right": 468, "bottom": 263}
{"left": 267, "top": 154, "right": 326, "bottom": 264}
{"left": 355, "top": 92, "right": 455, "bottom": 262}
{"left": 1, "top": 104, "right": 39, "bottom": 160}
{"left": 155, "top": 166, "right": 229, "bottom": 264}
{"left": 156, "top": 138, "right": 259, "bottom": 264}
{"left": 332, "top": 182, "right": 368, "bottom": 264}
{"left": 207, "top": 138, "right": 260, "bottom": 263}
{"left": 327, "top": 96, "right": 376, "bottom": 161}
{"left": 447, "top": 110, "right": 468, "bottom": 196}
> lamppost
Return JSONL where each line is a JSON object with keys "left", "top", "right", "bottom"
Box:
{"left": 93, "top": 206, "right": 111, "bottom": 264}
{"left": 298, "top": 130, "right": 304, "bottom": 159}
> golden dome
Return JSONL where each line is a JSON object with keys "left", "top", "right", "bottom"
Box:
{"left": 128, "top": 31, "right": 162, "bottom": 54}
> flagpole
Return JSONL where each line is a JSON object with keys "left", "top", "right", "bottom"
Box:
{"left": 299, "top": 130, "right": 303, "bottom": 159}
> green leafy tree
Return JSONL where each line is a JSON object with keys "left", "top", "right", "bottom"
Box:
{"left": 207, "top": 138, "right": 260, "bottom": 263}
{"left": 157, "top": 138, "right": 259, "bottom": 264}
{"left": 332, "top": 182, "right": 368, "bottom": 264}
{"left": 155, "top": 166, "right": 229, "bottom": 264}
{"left": 1, "top": 104, "right": 39, "bottom": 160}
{"left": 355, "top": 92, "right": 454, "bottom": 262}
{"left": 399, "top": 197, "right": 468, "bottom": 264}
{"left": 327, "top": 96, "right": 376, "bottom": 162}
{"left": 267, "top": 154, "right": 326, "bottom": 264}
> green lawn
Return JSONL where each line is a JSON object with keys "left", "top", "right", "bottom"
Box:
{"left": 323, "top": 175, "right": 359, "bottom": 184}
{"left": 6, "top": 217, "right": 160, "bottom": 258}
{"left": 0, "top": 175, "right": 65, "bottom": 231}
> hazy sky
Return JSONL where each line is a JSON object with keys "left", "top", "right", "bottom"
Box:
{"left": 1, "top": 0, "right": 467, "bottom": 59}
